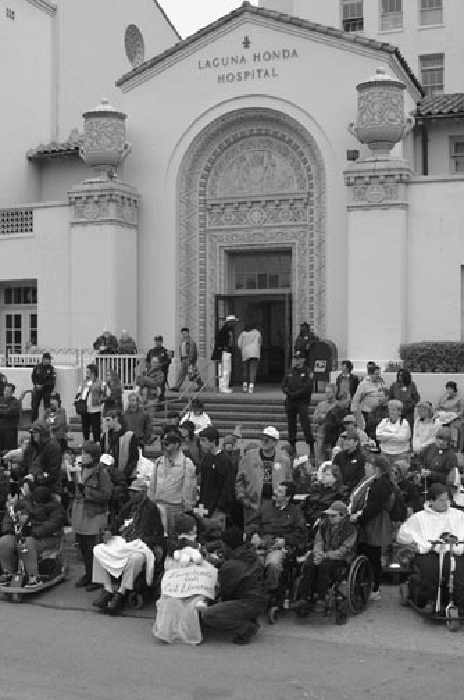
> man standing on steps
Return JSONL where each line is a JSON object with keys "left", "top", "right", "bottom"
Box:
{"left": 146, "top": 336, "right": 171, "bottom": 403}
{"left": 212, "top": 315, "right": 238, "bottom": 394}
{"left": 282, "top": 350, "right": 315, "bottom": 460}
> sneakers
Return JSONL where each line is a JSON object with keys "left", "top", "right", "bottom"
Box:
{"left": 106, "top": 592, "right": 125, "bottom": 616}
{"left": 233, "top": 621, "right": 260, "bottom": 645}
{"left": 370, "top": 590, "right": 382, "bottom": 601}
{"left": 0, "top": 572, "right": 12, "bottom": 584}
{"left": 248, "top": 384, "right": 254, "bottom": 394}
{"left": 93, "top": 590, "right": 114, "bottom": 610}
{"left": 25, "top": 576, "right": 43, "bottom": 589}
{"left": 243, "top": 382, "right": 248, "bottom": 392}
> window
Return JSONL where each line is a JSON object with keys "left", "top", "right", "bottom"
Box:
{"left": 231, "top": 253, "right": 291, "bottom": 291}
{"left": 450, "top": 138, "right": 464, "bottom": 174}
{"left": 420, "top": 0, "right": 443, "bottom": 26}
{"left": 380, "top": 0, "right": 402, "bottom": 30}
{"left": 2, "top": 286, "right": 37, "bottom": 305}
{"left": 0, "top": 284, "right": 38, "bottom": 355}
{"left": 419, "top": 54, "right": 444, "bottom": 96}
{"left": 342, "top": 0, "right": 364, "bottom": 32}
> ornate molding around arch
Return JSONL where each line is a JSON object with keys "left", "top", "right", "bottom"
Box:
{"left": 177, "top": 108, "right": 326, "bottom": 357}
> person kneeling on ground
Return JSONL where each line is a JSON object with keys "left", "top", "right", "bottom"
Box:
{"left": 397, "top": 483, "right": 464, "bottom": 614}
{"left": 246, "top": 481, "right": 307, "bottom": 594}
{"left": 296, "top": 501, "right": 356, "bottom": 611}
{"left": 200, "top": 526, "right": 268, "bottom": 645}
{"left": 92, "top": 478, "right": 165, "bottom": 615}
{"left": 0, "top": 486, "right": 64, "bottom": 588}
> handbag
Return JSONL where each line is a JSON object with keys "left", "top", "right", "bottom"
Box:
{"left": 74, "top": 398, "right": 88, "bottom": 416}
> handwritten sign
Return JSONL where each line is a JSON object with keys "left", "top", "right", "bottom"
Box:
{"left": 161, "top": 565, "right": 218, "bottom": 600}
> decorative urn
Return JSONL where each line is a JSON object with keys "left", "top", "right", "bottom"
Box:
{"left": 80, "top": 99, "right": 131, "bottom": 179}
{"left": 348, "top": 68, "right": 414, "bottom": 157}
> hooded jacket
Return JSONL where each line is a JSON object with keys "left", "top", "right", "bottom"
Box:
{"left": 420, "top": 443, "right": 458, "bottom": 486}
{"left": 218, "top": 543, "right": 266, "bottom": 602}
{"left": 398, "top": 503, "right": 464, "bottom": 555}
{"left": 2, "top": 494, "right": 64, "bottom": 540}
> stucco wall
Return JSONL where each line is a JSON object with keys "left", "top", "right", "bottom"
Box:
{"left": 408, "top": 177, "right": 464, "bottom": 342}
{"left": 0, "top": 0, "right": 52, "bottom": 206}
{"left": 426, "top": 119, "right": 464, "bottom": 176}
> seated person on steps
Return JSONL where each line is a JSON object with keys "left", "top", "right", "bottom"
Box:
{"left": 296, "top": 501, "right": 356, "bottom": 612}
{"left": 246, "top": 481, "right": 307, "bottom": 593}
{"left": 0, "top": 486, "right": 64, "bottom": 588}
{"left": 397, "top": 482, "right": 464, "bottom": 614}
{"left": 92, "top": 478, "right": 165, "bottom": 616}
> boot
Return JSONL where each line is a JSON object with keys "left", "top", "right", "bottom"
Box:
{"left": 232, "top": 620, "right": 259, "bottom": 645}
{"left": 93, "top": 590, "right": 114, "bottom": 610}
{"left": 107, "top": 591, "right": 125, "bottom": 616}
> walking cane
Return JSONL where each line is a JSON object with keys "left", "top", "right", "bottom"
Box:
{"left": 435, "top": 542, "right": 445, "bottom": 614}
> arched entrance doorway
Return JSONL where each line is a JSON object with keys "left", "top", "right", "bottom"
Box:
{"left": 177, "top": 108, "right": 326, "bottom": 384}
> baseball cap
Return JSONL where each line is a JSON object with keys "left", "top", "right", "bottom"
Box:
{"left": 343, "top": 414, "right": 357, "bottom": 424}
{"left": 263, "top": 426, "right": 279, "bottom": 441}
{"left": 100, "top": 453, "right": 114, "bottom": 467}
{"left": 29, "top": 419, "right": 49, "bottom": 434}
{"left": 325, "top": 501, "right": 348, "bottom": 517}
{"left": 129, "top": 478, "right": 147, "bottom": 491}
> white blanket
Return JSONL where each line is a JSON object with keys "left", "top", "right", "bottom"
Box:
{"left": 93, "top": 537, "right": 155, "bottom": 585}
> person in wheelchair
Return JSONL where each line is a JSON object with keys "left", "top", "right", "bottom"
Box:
{"left": 0, "top": 485, "right": 64, "bottom": 588}
{"left": 397, "top": 483, "right": 464, "bottom": 613}
{"left": 91, "top": 478, "right": 165, "bottom": 615}
{"left": 296, "top": 501, "right": 356, "bottom": 611}
{"left": 246, "top": 481, "right": 307, "bottom": 594}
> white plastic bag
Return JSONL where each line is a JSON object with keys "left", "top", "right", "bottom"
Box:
{"left": 136, "top": 450, "right": 155, "bottom": 485}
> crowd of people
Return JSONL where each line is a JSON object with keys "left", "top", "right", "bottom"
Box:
{"left": 1, "top": 340, "right": 464, "bottom": 646}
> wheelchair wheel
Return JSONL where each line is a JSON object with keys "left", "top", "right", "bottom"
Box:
{"left": 127, "top": 592, "right": 144, "bottom": 609}
{"left": 399, "top": 582, "right": 409, "bottom": 607}
{"left": 267, "top": 606, "right": 280, "bottom": 624}
{"left": 446, "top": 605, "right": 460, "bottom": 632}
{"left": 347, "top": 555, "right": 372, "bottom": 614}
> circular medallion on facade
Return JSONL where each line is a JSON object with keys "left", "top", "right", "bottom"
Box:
{"left": 248, "top": 207, "right": 266, "bottom": 225}
{"left": 365, "top": 184, "right": 385, "bottom": 204}
{"left": 125, "top": 25, "right": 145, "bottom": 69}
{"left": 279, "top": 208, "right": 293, "bottom": 222}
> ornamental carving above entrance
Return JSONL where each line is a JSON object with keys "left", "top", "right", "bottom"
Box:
{"left": 177, "top": 108, "right": 326, "bottom": 358}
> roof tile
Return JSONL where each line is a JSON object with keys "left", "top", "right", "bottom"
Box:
{"left": 416, "top": 94, "right": 464, "bottom": 117}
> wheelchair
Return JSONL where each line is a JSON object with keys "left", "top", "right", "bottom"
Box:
{"left": 399, "top": 536, "right": 464, "bottom": 632}
{"left": 126, "top": 559, "right": 164, "bottom": 610}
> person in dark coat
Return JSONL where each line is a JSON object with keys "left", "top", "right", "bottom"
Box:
{"left": 92, "top": 478, "right": 165, "bottom": 614}
{"left": 0, "top": 486, "right": 64, "bottom": 587}
{"left": 293, "top": 322, "right": 318, "bottom": 366}
{"left": 388, "top": 368, "right": 420, "bottom": 430}
{"left": 123, "top": 393, "right": 152, "bottom": 448}
{"left": 212, "top": 315, "right": 238, "bottom": 393}
{"left": 198, "top": 427, "right": 235, "bottom": 528}
{"left": 282, "top": 351, "right": 315, "bottom": 457}
{"left": 335, "top": 360, "right": 359, "bottom": 400}
{"left": 351, "top": 455, "right": 395, "bottom": 600}
{"left": 31, "top": 352, "right": 56, "bottom": 422}
{"left": 146, "top": 336, "right": 171, "bottom": 402}
{"left": 93, "top": 329, "right": 119, "bottom": 355}
{"left": 332, "top": 435, "right": 365, "bottom": 492}
{"left": 21, "top": 419, "right": 62, "bottom": 495}
{"left": 0, "top": 372, "right": 7, "bottom": 398}
{"left": 100, "top": 411, "right": 139, "bottom": 484}
{"left": 201, "top": 526, "right": 268, "bottom": 645}
{"left": 419, "top": 427, "right": 458, "bottom": 487}
{"left": 0, "top": 383, "right": 20, "bottom": 451}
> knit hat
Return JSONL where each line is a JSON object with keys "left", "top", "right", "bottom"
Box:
{"left": 155, "top": 335, "right": 163, "bottom": 342}
{"left": 221, "top": 526, "right": 244, "bottom": 550}
{"left": 42, "top": 352, "right": 51, "bottom": 360}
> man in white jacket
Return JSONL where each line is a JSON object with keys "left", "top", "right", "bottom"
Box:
{"left": 397, "top": 483, "right": 464, "bottom": 612}
{"left": 376, "top": 400, "right": 411, "bottom": 469}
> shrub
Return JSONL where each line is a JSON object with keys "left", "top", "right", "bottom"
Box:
{"left": 399, "top": 343, "right": 464, "bottom": 373}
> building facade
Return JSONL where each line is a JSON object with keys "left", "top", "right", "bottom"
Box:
{"left": 1, "top": 1, "right": 464, "bottom": 382}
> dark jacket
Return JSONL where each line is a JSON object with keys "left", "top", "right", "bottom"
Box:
{"left": 123, "top": 408, "right": 152, "bottom": 445}
{"left": 323, "top": 404, "right": 349, "bottom": 448}
{"left": 212, "top": 324, "right": 233, "bottom": 359}
{"left": 389, "top": 381, "right": 420, "bottom": 418}
{"left": 101, "top": 381, "right": 123, "bottom": 414}
{"left": 118, "top": 336, "right": 137, "bottom": 354}
{"left": 199, "top": 451, "right": 235, "bottom": 515}
{"left": 179, "top": 337, "right": 198, "bottom": 364}
{"left": 0, "top": 396, "right": 20, "bottom": 431}
{"left": 314, "top": 516, "right": 357, "bottom": 563}
{"left": 2, "top": 495, "right": 64, "bottom": 540}
{"left": 81, "top": 463, "right": 112, "bottom": 517}
{"left": 146, "top": 346, "right": 171, "bottom": 372}
{"left": 247, "top": 499, "right": 307, "bottom": 548}
{"left": 218, "top": 543, "right": 266, "bottom": 602}
{"left": 44, "top": 407, "right": 68, "bottom": 442}
{"left": 293, "top": 331, "right": 318, "bottom": 359}
{"left": 420, "top": 444, "right": 458, "bottom": 485}
{"left": 93, "top": 334, "right": 119, "bottom": 354}
{"left": 282, "top": 366, "right": 313, "bottom": 403}
{"left": 0, "top": 373, "right": 7, "bottom": 398}
{"left": 333, "top": 448, "right": 365, "bottom": 492}
{"left": 114, "top": 497, "right": 165, "bottom": 551}
{"left": 101, "top": 429, "right": 139, "bottom": 481}
{"left": 357, "top": 473, "right": 394, "bottom": 547}
{"left": 335, "top": 372, "right": 359, "bottom": 399}
{"left": 31, "top": 364, "right": 55, "bottom": 392}
{"left": 22, "top": 437, "right": 62, "bottom": 494}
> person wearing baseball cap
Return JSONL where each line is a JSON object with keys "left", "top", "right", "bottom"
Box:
{"left": 296, "top": 500, "right": 356, "bottom": 612}
{"left": 30, "top": 352, "right": 56, "bottom": 422}
{"left": 282, "top": 350, "right": 315, "bottom": 459}
{"left": 235, "top": 426, "right": 291, "bottom": 527}
{"left": 419, "top": 425, "right": 458, "bottom": 488}
{"left": 211, "top": 315, "right": 238, "bottom": 393}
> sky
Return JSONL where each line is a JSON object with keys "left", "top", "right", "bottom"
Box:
{"left": 159, "top": 0, "right": 259, "bottom": 39}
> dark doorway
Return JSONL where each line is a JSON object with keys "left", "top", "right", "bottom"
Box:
{"left": 215, "top": 293, "right": 292, "bottom": 385}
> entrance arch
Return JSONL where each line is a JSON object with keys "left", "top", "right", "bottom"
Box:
{"left": 177, "top": 108, "right": 326, "bottom": 360}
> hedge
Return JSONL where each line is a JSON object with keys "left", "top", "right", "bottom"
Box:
{"left": 399, "top": 343, "right": 464, "bottom": 373}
